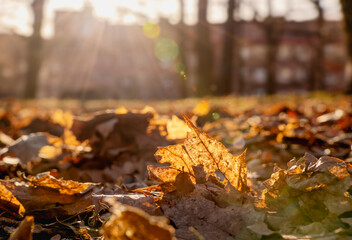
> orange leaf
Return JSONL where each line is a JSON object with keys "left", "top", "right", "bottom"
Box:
{"left": 147, "top": 165, "right": 180, "bottom": 183}
{"left": 152, "top": 115, "right": 248, "bottom": 192}
{"left": 9, "top": 216, "right": 34, "bottom": 240}
{"left": 0, "top": 172, "right": 95, "bottom": 219}
{"left": 28, "top": 172, "right": 93, "bottom": 195}
{"left": 0, "top": 182, "right": 25, "bottom": 218}
{"left": 104, "top": 201, "right": 176, "bottom": 240}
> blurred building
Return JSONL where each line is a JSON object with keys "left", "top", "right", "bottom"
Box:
{"left": 0, "top": 3, "right": 347, "bottom": 98}
{"left": 0, "top": 34, "right": 27, "bottom": 97}
{"left": 39, "top": 3, "right": 181, "bottom": 99}
{"left": 236, "top": 19, "right": 346, "bottom": 94}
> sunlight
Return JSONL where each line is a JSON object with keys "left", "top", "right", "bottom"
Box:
{"left": 90, "top": 0, "right": 117, "bottom": 20}
{"left": 89, "top": 0, "right": 154, "bottom": 22}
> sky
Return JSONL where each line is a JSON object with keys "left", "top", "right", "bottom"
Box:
{"left": 0, "top": 0, "right": 342, "bottom": 38}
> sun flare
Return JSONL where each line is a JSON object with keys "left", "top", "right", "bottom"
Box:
{"left": 90, "top": 0, "right": 148, "bottom": 21}
{"left": 90, "top": 0, "right": 117, "bottom": 19}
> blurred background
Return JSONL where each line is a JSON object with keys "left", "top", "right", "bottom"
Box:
{"left": 0, "top": 0, "right": 351, "bottom": 100}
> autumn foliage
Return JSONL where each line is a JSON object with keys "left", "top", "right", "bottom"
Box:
{"left": 1, "top": 98, "right": 352, "bottom": 239}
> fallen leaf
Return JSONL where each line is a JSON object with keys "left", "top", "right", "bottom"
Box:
{"left": 259, "top": 152, "right": 352, "bottom": 238}
{"left": 2, "top": 133, "right": 48, "bottom": 165}
{"left": 28, "top": 172, "right": 94, "bottom": 195}
{"left": 51, "top": 109, "right": 74, "bottom": 128}
{"left": 21, "top": 118, "right": 64, "bottom": 137}
{"left": 193, "top": 100, "right": 210, "bottom": 116}
{"left": 103, "top": 201, "right": 176, "bottom": 240}
{"left": 9, "top": 216, "right": 34, "bottom": 240}
{"left": 39, "top": 145, "right": 62, "bottom": 160}
{"left": 247, "top": 222, "right": 274, "bottom": 236}
{"left": 158, "top": 185, "right": 249, "bottom": 240}
{"left": 308, "top": 156, "right": 350, "bottom": 179}
{"left": 152, "top": 115, "right": 248, "bottom": 192}
{"left": 147, "top": 165, "right": 180, "bottom": 183}
{"left": 166, "top": 115, "right": 188, "bottom": 140}
{"left": 174, "top": 172, "right": 195, "bottom": 196}
{"left": 0, "top": 182, "right": 25, "bottom": 218}
{"left": 0, "top": 172, "right": 95, "bottom": 219}
{"left": 316, "top": 109, "right": 345, "bottom": 124}
{"left": 0, "top": 132, "right": 14, "bottom": 145}
{"left": 71, "top": 112, "right": 116, "bottom": 141}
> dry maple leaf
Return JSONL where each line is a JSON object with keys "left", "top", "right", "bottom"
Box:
{"left": 9, "top": 216, "right": 34, "bottom": 240}
{"left": 0, "top": 172, "right": 96, "bottom": 219}
{"left": 166, "top": 115, "right": 188, "bottom": 140}
{"left": 0, "top": 182, "right": 25, "bottom": 218}
{"left": 1, "top": 133, "right": 49, "bottom": 165}
{"left": 51, "top": 109, "right": 74, "bottom": 128}
{"left": 150, "top": 115, "right": 248, "bottom": 192}
{"left": 28, "top": 172, "right": 94, "bottom": 195}
{"left": 193, "top": 100, "right": 210, "bottom": 116}
{"left": 103, "top": 201, "right": 176, "bottom": 240}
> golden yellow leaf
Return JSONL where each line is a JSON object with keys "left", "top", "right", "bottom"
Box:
{"left": 193, "top": 100, "right": 210, "bottom": 116}
{"left": 28, "top": 173, "right": 93, "bottom": 195}
{"left": 0, "top": 172, "right": 95, "bottom": 220}
{"left": 131, "top": 183, "right": 176, "bottom": 195}
{"left": 0, "top": 182, "right": 25, "bottom": 217}
{"left": 166, "top": 115, "right": 188, "bottom": 140}
{"left": 9, "top": 216, "right": 34, "bottom": 240}
{"left": 103, "top": 201, "right": 176, "bottom": 240}
{"left": 114, "top": 107, "right": 128, "bottom": 114}
{"left": 147, "top": 165, "right": 180, "bottom": 183}
{"left": 51, "top": 109, "right": 74, "bottom": 128}
{"left": 39, "top": 145, "right": 62, "bottom": 159}
{"left": 152, "top": 115, "right": 248, "bottom": 192}
{"left": 63, "top": 129, "right": 82, "bottom": 146}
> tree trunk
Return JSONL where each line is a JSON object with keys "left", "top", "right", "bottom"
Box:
{"left": 340, "top": 0, "right": 352, "bottom": 93}
{"left": 217, "top": 0, "right": 235, "bottom": 96}
{"left": 264, "top": 0, "right": 278, "bottom": 95}
{"left": 233, "top": 18, "right": 244, "bottom": 95}
{"left": 196, "top": 0, "right": 214, "bottom": 97}
{"left": 177, "top": 0, "right": 188, "bottom": 98}
{"left": 266, "top": 32, "right": 277, "bottom": 95}
{"left": 309, "top": 0, "right": 325, "bottom": 91}
{"left": 24, "top": 0, "right": 45, "bottom": 99}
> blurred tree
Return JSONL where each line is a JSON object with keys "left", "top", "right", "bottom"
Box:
{"left": 309, "top": 0, "right": 325, "bottom": 91}
{"left": 234, "top": 24, "right": 244, "bottom": 95}
{"left": 177, "top": 0, "right": 188, "bottom": 98}
{"left": 217, "top": 0, "right": 236, "bottom": 96}
{"left": 250, "top": 0, "right": 282, "bottom": 95}
{"left": 264, "top": 0, "right": 280, "bottom": 95}
{"left": 196, "top": 0, "right": 214, "bottom": 97}
{"left": 24, "top": 0, "right": 45, "bottom": 98}
{"left": 340, "top": 0, "right": 352, "bottom": 93}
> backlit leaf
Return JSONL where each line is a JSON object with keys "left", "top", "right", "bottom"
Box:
{"left": 103, "top": 201, "right": 176, "bottom": 240}
{"left": 28, "top": 172, "right": 93, "bottom": 195}
{"left": 9, "top": 216, "right": 34, "bottom": 240}
{"left": 0, "top": 182, "right": 25, "bottom": 218}
{"left": 152, "top": 115, "right": 248, "bottom": 192}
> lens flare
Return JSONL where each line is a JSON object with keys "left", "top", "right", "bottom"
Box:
{"left": 212, "top": 112, "right": 220, "bottom": 120}
{"left": 175, "top": 62, "right": 185, "bottom": 75}
{"left": 154, "top": 38, "right": 179, "bottom": 62}
{"left": 143, "top": 22, "right": 160, "bottom": 39}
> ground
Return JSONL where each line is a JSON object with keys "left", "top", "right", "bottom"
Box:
{"left": 1, "top": 93, "right": 352, "bottom": 240}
